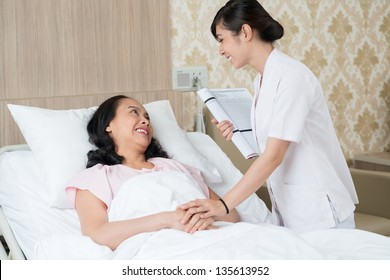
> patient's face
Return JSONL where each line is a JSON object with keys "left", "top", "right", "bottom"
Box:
{"left": 106, "top": 98, "right": 153, "bottom": 153}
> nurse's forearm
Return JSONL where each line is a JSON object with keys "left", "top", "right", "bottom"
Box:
{"left": 223, "top": 138, "right": 290, "bottom": 210}
{"left": 223, "top": 154, "right": 275, "bottom": 209}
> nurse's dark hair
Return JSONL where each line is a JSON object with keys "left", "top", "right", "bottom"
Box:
{"left": 211, "top": 0, "right": 283, "bottom": 43}
{"left": 86, "top": 95, "right": 169, "bottom": 168}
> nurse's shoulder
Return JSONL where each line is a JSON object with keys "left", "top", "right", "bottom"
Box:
{"left": 276, "top": 50, "right": 314, "bottom": 79}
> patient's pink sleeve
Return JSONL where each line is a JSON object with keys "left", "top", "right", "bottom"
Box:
{"left": 65, "top": 164, "right": 112, "bottom": 208}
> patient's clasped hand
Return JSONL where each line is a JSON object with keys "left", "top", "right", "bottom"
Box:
{"left": 65, "top": 95, "right": 239, "bottom": 250}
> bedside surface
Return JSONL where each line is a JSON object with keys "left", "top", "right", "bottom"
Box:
{"left": 353, "top": 152, "right": 390, "bottom": 172}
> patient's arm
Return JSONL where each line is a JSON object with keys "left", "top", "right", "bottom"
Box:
{"left": 75, "top": 189, "right": 187, "bottom": 250}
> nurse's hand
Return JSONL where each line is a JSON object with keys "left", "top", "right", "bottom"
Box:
{"left": 211, "top": 119, "right": 234, "bottom": 141}
{"left": 184, "top": 214, "right": 217, "bottom": 234}
{"left": 180, "top": 198, "right": 226, "bottom": 224}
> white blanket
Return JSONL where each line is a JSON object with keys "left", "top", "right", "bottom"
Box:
{"left": 108, "top": 171, "right": 208, "bottom": 221}
{"left": 108, "top": 171, "right": 324, "bottom": 259}
{"left": 33, "top": 171, "right": 390, "bottom": 259}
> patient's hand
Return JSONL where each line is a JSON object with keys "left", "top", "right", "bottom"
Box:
{"left": 167, "top": 208, "right": 188, "bottom": 231}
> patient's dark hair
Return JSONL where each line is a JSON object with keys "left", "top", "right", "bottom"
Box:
{"left": 86, "top": 95, "right": 169, "bottom": 168}
{"left": 211, "top": 0, "right": 283, "bottom": 43}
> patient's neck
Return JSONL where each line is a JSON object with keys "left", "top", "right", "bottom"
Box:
{"left": 121, "top": 153, "right": 155, "bottom": 170}
{"left": 123, "top": 160, "right": 155, "bottom": 170}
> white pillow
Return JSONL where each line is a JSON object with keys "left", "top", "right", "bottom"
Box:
{"left": 145, "top": 101, "right": 221, "bottom": 184}
{"left": 7, "top": 101, "right": 221, "bottom": 209}
{"left": 7, "top": 104, "right": 97, "bottom": 208}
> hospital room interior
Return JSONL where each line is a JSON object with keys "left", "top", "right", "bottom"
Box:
{"left": 0, "top": 0, "right": 389, "bottom": 260}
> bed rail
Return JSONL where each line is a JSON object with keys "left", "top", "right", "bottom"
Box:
{"left": 0, "top": 144, "right": 30, "bottom": 259}
{"left": 0, "top": 144, "right": 30, "bottom": 155}
{"left": 0, "top": 207, "right": 26, "bottom": 259}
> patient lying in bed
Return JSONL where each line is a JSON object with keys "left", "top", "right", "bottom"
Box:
{"left": 65, "top": 95, "right": 240, "bottom": 250}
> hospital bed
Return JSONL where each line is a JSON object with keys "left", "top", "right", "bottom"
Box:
{"left": 0, "top": 100, "right": 390, "bottom": 260}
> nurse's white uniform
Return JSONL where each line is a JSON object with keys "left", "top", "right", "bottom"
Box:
{"left": 252, "top": 49, "right": 358, "bottom": 233}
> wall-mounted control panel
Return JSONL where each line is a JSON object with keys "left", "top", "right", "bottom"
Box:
{"left": 172, "top": 66, "right": 208, "bottom": 91}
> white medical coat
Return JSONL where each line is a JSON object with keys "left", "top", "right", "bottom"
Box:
{"left": 251, "top": 48, "right": 358, "bottom": 233}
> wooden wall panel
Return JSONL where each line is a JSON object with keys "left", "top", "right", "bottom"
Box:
{"left": 0, "top": 0, "right": 179, "bottom": 146}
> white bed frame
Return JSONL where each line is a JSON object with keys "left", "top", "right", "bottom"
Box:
{"left": 0, "top": 144, "right": 29, "bottom": 260}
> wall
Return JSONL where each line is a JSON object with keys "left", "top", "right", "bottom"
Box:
{"left": 170, "top": 0, "right": 390, "bottom": 169}
{"left": 0, "top": 0, "right": 188, "bottom": 146}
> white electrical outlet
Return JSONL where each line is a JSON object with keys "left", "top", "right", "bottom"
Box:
{"left": 172, "top": 66, "right": 208, "bottom": 91}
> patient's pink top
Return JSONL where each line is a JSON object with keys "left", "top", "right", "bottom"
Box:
{"left": 66, "top": 157, "right": 210, "bottom": 208}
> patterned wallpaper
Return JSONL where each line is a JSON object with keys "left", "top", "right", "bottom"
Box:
{"left": 170, "top": 0, "right": 390, "bottom": 162}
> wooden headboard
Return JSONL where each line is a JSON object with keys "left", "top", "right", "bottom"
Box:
{"left": 0, "top": 0, "right": 187, "bottom": 146}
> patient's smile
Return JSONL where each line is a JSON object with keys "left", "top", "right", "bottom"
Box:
{"left": 136, "top": 128, "right": 148, "bottom": 135}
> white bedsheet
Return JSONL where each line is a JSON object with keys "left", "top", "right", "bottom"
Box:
{"left": 32, "top": 171, "right": 390, "bottom": 260}
{"left": 32, "top": 222, "right": 390, "bottom": 260}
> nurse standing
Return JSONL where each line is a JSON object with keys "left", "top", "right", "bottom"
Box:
{"left": 181, "top": 0, "right": 358, "bottom": 233}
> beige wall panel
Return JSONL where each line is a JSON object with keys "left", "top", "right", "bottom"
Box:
{"left": 0, "top": 0, "right": 171, "bottom": 99}
{"left": 0, "top": 0, "right": 175, "bottom": 146}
